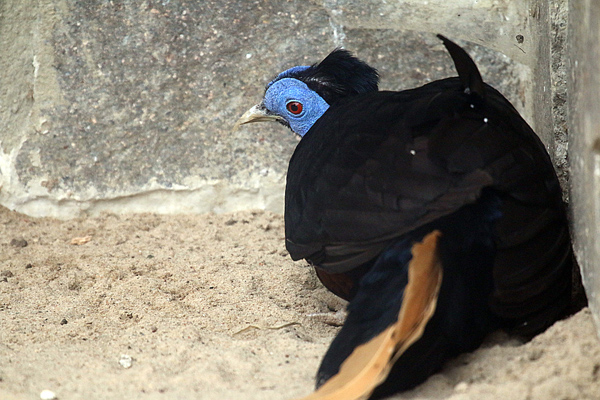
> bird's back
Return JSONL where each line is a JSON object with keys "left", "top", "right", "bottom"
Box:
{"left": 285, "top": 76, "right": 572, "bottom": 335}
{"left": 237, "top": 35, "right": 576, "bottom": 397}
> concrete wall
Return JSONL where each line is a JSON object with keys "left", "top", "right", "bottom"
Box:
{"left": 0, "top": 1, "right": 597, "bottom": 332}
{"left": 568, "top": 0, "right": 600, "bottom": 336}
{"left": 0, "top": 0, "right": 555, "bottom": 218}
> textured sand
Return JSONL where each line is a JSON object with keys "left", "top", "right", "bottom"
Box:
{"left": 1, "top": 206, "right": 599, "bottom": 400}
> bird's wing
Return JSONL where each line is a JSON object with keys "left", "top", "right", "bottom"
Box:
{"left": 285, "top": 78, "right": 557, "bottom": 274}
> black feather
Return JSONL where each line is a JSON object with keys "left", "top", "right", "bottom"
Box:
{"left": 272, "top": 49, "right": 379, "bottom": 105}
{"left": 266, "top": 35, "right": 576, "bottom": 396}
{"left": 284, "top": 37, "right": 573, "bottom": 337}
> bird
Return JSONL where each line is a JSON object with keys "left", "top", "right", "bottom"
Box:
{"left": 235, "top": 35, "right": 574, "bottom": 399}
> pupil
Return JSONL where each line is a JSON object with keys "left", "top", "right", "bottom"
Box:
{"left": 287, "top": 101, "right": 302, "bottom": 114}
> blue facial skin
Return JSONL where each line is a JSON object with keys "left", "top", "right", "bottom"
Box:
{"left": 263, "top": 77, "right": 330, "bottom": 137}
{"left": 267, "top": 66, "right": 311, "bottom": 89}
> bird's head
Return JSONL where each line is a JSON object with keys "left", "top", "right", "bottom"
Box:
{"left": 235, "top": 49, "right": 379, "bottom": 137}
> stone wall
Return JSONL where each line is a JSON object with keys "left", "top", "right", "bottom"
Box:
{"left": 0, "top": 0, "right": 547, "bottom": 218}
{"left": 568, "top": 0, "right": 600, "bottom": 337}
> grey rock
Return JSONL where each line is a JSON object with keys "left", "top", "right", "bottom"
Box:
{"left": 0, "top": 0, "right": 552, "bottom": 218}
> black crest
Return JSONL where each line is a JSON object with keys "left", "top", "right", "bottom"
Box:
{"left": 289, "top": 49, "right": 380, "bottom": 105}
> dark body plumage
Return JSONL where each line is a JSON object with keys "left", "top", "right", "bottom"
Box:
{"left": 237, "top": 36, "right": 574, "bottom": 398}
{"left": 283, "top": 38, "right": 572, "bottom": 393}
{"left": 286, "top": 74, "right": 572, "bottom": 327}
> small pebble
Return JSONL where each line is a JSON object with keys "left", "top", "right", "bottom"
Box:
{"left": 70, "top": 236, "right": 91, "bottom": 245}
{"left": 40, "top": 389, "right": 57, "bottom": 400}
{"left": 10, "top": 238, "right": 28, "bottom": 248}
{"left": 0, "top": 270, "right": 14, "bottom": 277}
{"left": 119, "top": 354, "right": 133, "bottom": 368}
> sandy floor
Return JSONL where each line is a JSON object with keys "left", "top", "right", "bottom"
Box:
{"left": 1, "top": 206, "right": 599, "bottom": 400}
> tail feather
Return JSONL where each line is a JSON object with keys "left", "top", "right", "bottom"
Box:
{"left": 437, "top": 34, "right": 484, "bottom": 97}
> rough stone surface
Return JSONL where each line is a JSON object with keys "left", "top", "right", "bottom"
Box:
{"left": 568, "top": 0, "right": 600, "bottom": 337}
{"left": 550, "top": 0, "right": 570, "bottom": 197}
{"left": 1, "top": 0, "right": 543, "bottom": 218}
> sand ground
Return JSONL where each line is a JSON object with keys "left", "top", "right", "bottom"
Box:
{"left": 1, "top": 206, "right": 599, "bottom": 400}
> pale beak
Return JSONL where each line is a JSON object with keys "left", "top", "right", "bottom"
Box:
{"left": 233, "top": 103, "right": 283, "bottom": 131}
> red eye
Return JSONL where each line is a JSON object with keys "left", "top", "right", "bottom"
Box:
{"left": 286, "top": 101, "right": 303, "bottom": 115}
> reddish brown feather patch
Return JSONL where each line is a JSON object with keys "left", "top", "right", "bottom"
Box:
{"left": 315, "top": 262, "right": 372, "bottom": 301}
{"left": 315, "top": 268, "right": 357, "bottom": 301}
